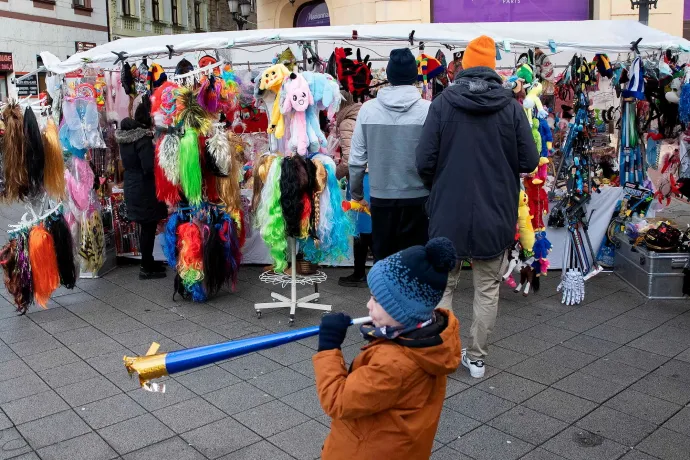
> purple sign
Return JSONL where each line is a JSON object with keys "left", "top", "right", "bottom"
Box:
{"left": 685, "top": 0, "right": 690, "bottom": 21}
{"left": 294, "top": 1, "right": 330, "bottom": 27}
{"left": 433, "top": 0, "right": 590, "bottom": 23}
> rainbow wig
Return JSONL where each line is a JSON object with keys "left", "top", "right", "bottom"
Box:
{"left": 176, "top": 222, "right": 205, "bottom": 300}
{"left": 257, "top": 157, "right": 288, "bottom": 272}
{"left": 219, "top": 212, "right": 241, "bottom": 291}
{"left": 179, "top": 128, "right": 202, "bottom": 205}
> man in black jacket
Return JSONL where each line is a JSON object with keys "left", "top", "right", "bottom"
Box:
{"left": 416, "top": 35, "right": 539, "bottom": 378}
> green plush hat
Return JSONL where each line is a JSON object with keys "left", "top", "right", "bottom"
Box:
{"left": 516, "top": 63, "right": 534, "bottom": 84}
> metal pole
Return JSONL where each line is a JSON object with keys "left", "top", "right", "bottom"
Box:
{"left": 638, "top": 1, "right": 649, "bottom": 25}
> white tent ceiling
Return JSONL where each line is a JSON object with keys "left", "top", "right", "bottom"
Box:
{"left": 41, "top": 20, "right": 690, "bottom": 74}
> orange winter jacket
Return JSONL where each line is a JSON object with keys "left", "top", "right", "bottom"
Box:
{"left": 313, "top": 309, "right": 461, "bottom": 460}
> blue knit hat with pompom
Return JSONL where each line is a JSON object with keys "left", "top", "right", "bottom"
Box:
{"left": 367, "top": 238, "right": 457, "bottom": 328}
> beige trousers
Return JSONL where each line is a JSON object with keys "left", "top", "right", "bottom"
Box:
{"left": 437, "top": 251, "right": 508, "bottom": 361}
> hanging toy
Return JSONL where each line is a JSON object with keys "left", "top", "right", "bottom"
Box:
{"left": 517, "top": 190, "right": 535, "bottom": 252}
{"left": 65, "top": 157, "right": 95, "bottom": 212}
{"left": 79, "top": 211, "right": 105, "bottom": 273}
{"left": 281, "top": 73, "right": 316, "bottom": 155}
{"left": 534, "top": 117, "right": 552, "bottom": 185}
{"left": 259, "top": 64, "right": 290, "bottom": 138}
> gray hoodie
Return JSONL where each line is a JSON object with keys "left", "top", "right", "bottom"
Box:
{"left": 348, "top": 85, "right": 431, "bottom": 201}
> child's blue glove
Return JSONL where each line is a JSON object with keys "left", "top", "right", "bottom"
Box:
{"left": 318, "top": 312, "right": 352, "bottom": 351}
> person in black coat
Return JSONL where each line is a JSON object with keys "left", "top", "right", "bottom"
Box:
{"left": 115, "top": 96, "right": 168, "bottom": 279}
{"left": 416, "top": 36, "right": 539, "bottom": 379}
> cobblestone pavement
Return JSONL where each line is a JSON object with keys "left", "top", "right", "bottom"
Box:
{"left": 0, "top": 206, "right": 688, "bottom": 459}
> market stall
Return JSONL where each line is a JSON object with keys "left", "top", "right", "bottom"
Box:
{"left": 17, "top": 19, "right": 688, "bottom": 318}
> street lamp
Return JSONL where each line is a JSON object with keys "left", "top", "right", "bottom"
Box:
{"left": 228, "top": 0, "right": 251, "bottom": 29}
{"left": 630, "top": 0, "right": 658, "bottom": 26}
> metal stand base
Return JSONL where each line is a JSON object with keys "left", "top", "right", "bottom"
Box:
{"left": 254, "top": 238, "right": 331, "bottom": 324}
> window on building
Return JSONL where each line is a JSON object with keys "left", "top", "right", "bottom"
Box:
{"left": 194, "top": 2, "right": 201, "bottom": 30}
{"left": 0, "top": 75, "right": 7, "bottom": 103}
{"left": 171, "top": 0, "right": 178, "bottom": 25}
{"left": 73, "top": 0, "right": 86, "bottom": 7}
{"left": 122, "top": 0, "right": 131, "bottom": 16}
{"left": 152, "top": 0, "right": 160, "bottom": 21}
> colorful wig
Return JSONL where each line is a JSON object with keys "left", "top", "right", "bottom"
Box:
{"left": 49, "top": 215, "right": 76, "bottom": 290}
{"left": 162, "top": 212, "right": 180, "bottom": 268}
{"left": 179, "top": 128, "right": 202, "bottom": 205}
{"left": 219, "top": 212, "right": 241, "bottom": 290}
{"left": 42, "top": 119, "right": 66, "bottom": 200}
{"left": 0, "top": 240, "right": 30, "bottom": 313}
{"left": 176, "top": 222, "right": 204, "bottom": 290}
{"left": 197, "top": 75, "right": 223, "bottom": 114}
{"left": 175, "top": 86, "right": 213, "bottom": 135}
{"left": 2, "top": 101, "right": 27, "bottom": 201}
{"left": 257, "top": 157, "right": 287, "bottom": 272}
{"left": 154, "top": 136, "right": 180, "bottom": 204}
{"left": 28, "top": 225, "right": 59, "bottom": 308}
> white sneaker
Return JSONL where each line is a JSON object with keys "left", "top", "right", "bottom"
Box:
{"left": 462, "top": 348, "right": 485, "bottom": 378}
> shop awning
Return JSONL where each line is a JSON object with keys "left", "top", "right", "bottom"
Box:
{"left": 41, "top": 20, "right": 690, "bottom": 74}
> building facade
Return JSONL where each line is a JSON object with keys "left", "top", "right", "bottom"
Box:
{"left": 257, "top": 0, "right": 684, "bottom": 37}
{"left": 0, "top": 0, "right": 108, "bottom": 100}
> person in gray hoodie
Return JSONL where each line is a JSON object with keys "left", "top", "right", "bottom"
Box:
{"left": 349, "top": 48, "right": 431, "bottom": 261}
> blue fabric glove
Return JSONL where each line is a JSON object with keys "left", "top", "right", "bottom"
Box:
{"left": 318, "top": 313, "right": 351, "bottom": 352}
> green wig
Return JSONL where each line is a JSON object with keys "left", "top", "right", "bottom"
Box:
{"left": 179, "top": 128, "right": 202, "bottom": 205}
{"left": 257, "top": 157, "right": 288, "bottom": 272}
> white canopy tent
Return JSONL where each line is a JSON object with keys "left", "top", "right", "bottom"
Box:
{"left": 42, "top": 20, "right": 690, "bottom": 75}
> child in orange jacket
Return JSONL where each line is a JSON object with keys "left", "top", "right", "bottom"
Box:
{"left": 313, "top": 237, "right": 461, "bottom": 460}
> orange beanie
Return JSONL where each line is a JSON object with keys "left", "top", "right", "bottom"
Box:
{"left": 463, "top": 36, "right": 496, "bottom": 70}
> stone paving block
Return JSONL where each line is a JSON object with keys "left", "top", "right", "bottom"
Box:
{"left": 9, "top": 336, "right": 62, "bottom": 357}
{"left": 542, "top": 427, "right": 630, "bottom": 460}
{"left": 552, "top": 370, "right": 628, "bottom": 404}
{"left": 219, "top": 353, "right": 283, "bottom": 380}
{"left": 258, "top": 342, "right": 316, "bottom": 366}
{"left": 55, "top": 376, "right": 122, "bottom": 407}
{"left": 488, "top": 405, "right": 568, "bottom": 445}
{"left": 507, "top": 357, "right": 575, "bottom": 386}
{"left": 78, "top": 393, "right": 147, "bottom": 430}
{"left": 188, "top": 311, "right": 236, "bottom": 328}
{"left": 582, "top": 324, "right": 644, "bottom": 345}
{"left": 0, "top": 373, "right": 49, "bottom": 404}
{"left": 636, "top": 427, "right": 690, "bottom": 460}
{"left": 98, "top": 413, "right": 174, "bottom": 455}
{"left": 17, "top": 410, "right": 91, "bottom": 450}
{"left": 217, "top": 440, "right": 293, "bottom": 460}
{"left": 151, "top": 320, "right": 204, "bottom": 338}
{"left": 288, "top": 358, "right": 316, "bottom": 379}
{"left": 105, "top": 370, "right": 143, "bottom": 392}
{"left": 249, "top": 367, "right": 314, "bottom": 398}
{"left": 53, "top": 326, "right": 107, "bottom": 346}
{"left": 267, "top": 419, "right": 329, "bottom": 459}
{"left": 629, "top": 333, "right": 688, "bottom": 358}
{"left": 153, "top": 397, "right": 226, "bottom": 434}
{"left": 484, "top": 345, "right": 527, "bottom": 370}
{"left": 654, "top": 359, "right": 690, "bottom": 383}
{"left": 0, "top": 316, "right": 32, "bottom": 332}
{"left": 507, "top": 306, "right": 562, "bottom": 323}
{"left": 110, "top": 327, "right": 164, "bottom": 347}
{"left": 446, "top": 378, "right": 469, "bottom": 398}
{"left": 0, "top": 427, "right": 32, "bottom": 459}
{"left": 630, "top": 373, "right": 690, "bottom": 406}
{"left": 495, "top": 315, "right": 537, "bottom": 333}
{"left": 39, "top": 316, "right": 91, "bottom": 335}
{"left": 522, "top": 324, "right": 579, "bottom": 345}
{"left": 280, "top": 385, "right": 324, "bottom": 418}
{"left": 0, "top": 358, "right": 33, "bottom": 383}
{"left": 430, "top": 446, "right": 474, "bottom": 460}
{"left": 127, "top": 379, "right": 196, "bottom": 412}
{"left": 617, "top": 451, "right": 660, "bottom": 460}
{"left": 523, "top": 388, "right": 598, "bottom": 423}
{"left": 546, "top": 314, "right": 600, "bottom": 334}
{"left": 36, "top": 432, "right": 118, "bottom": 460}
{"left": 1, "top": 390, "right": 69, "bottom": 425}
{"left": 95, "top": 318, "right": 147, "bottom": 336}
{"left": 580, "top": 358, "right": 648, "bottom": 386}
{"left": 123, "top": 436, "right": 205, "bottom": 460}
{"left": 0, "top": 411, "right": 10, "bottom": 431}
{"left": 576, "top": 406, "right": 657, "bottom": 447}
{"left": 449, "top": 425, "right": 534, "bottom": 460}
{"left": 5, "top": 453, "right": 39, "bottom": 460}
{"left": 434, "top": 407, "right": 482, "bottom": 444}
{"left": 477, "top": 372, "right": 547, "bottom": 404}
{"left": 604, "top": 389, "right": 681, "bottom": 425}
{"left": 603, "top": 346, "right": 671, "bottom": 371}
{"left": 604, "top": 315, "right": 663, "bottom": 334}
{"left": 444, "top": 387, "right": 515, "bottom": 422}
{"left": 38, "top": 361, "right": 99, "bottom": 388}
{"left": 173, "top": 366, "right": 241, "bottom": 395}
{"left": 447, "top": 364, "right": 500, "bottom": 386}
{"left": 663, "top": 407, "right": 690, "bottom": 438}
{"left": 494, "top": 334, "right": 553, "bottom": 357}
{"left": 561, "top": 335, "right": 621, "bottom": 358}
{"left": 181, "top": 418, "right": 261, "bottom": 459}
{"left": 646, "top": 324, "right": 690, "bottom": 346}
{"left": 204, "top": 381, "right": 274, "bottom": 416}
{"left": 520, "top": 448, "right": 568, "bottom": 459}
{"left": 68, "top": 337, "right": 124, "bottom": 360}
{"left": 233, "top": 400, "right": 310, "bottom": 438}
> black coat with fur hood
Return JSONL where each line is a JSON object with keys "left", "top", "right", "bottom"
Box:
{"left": 115, "top": 118, "right": 166, "bottom": 223}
